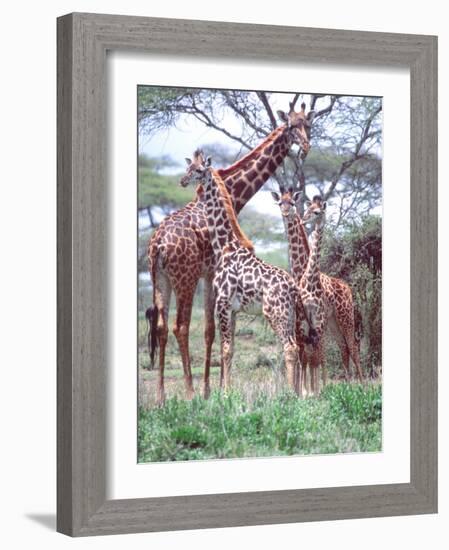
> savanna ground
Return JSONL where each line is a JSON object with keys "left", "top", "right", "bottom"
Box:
{"left": 138, "top": 299, "right": 382, "bottom": 463}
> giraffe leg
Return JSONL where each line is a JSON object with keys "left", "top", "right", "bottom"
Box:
{"left": 295, "top": 319, "right": 306, "bottom": 398}
{"left": 341, "top": 345, "right": 351, "bottom": 382}
{"left": 299, "top": 348, "right": 308, "bottom": 397}
{"left": 216, "top": 300, "right": 235, "bottom": 393}
{"left": 203, "top": 276, "right": 216, "bottom": 399}
{"left": 305, "top": 311, "right": 326, "bottom": 394}
{"left": 331, "top": 288, "right": 364, "bottom": 383}
{"left": 310, "top": 341, "right": 325, "bottom": 395}
{"left": 295, "top": 345, "right": 305, "bottom": 398}
{"left": 301, "top": 346, "right": 313, "bottom": 397}
{"left": 314, "top": 359, "right": 320, "bottom": 394}
{"left": 263, "top": 299, "right": 298, "bottom": 393}
{"left": 332, "top": 319, "right": 364, "bottom": 383}
{"left": 303, "top": 353, "right": 309, "bottom": 397}
{"left": 320, "top": 340, "right": 328, "bottom": 387}
{"left": 301, "top": 346, "right": 312, "bottom": 395}
{"left": 341, "top": 306, "right": 364, "bottom": 382}
{"left": 154, "top": 272, "right": 172, "bottom": 406}
{"left": 172, "top": 289, "right": 196, "bottom": 400}
{"left": 284, "top": 340, "right": 299, "bottom": 392}
{"left": 346, "top": 332, "right": 364, "bottom": 383}
{"left": 309, "top": 355, "right": 316, "bottom": 396}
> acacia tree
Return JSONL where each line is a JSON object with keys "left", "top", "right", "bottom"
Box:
{"left": 138, "top": 88, "right": 382, "bottom": 228}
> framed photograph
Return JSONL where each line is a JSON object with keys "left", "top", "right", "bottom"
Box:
{"left": 57, "top": 13, "right": 437, "bottom": 536}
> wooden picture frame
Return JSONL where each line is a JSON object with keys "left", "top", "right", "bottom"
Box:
{"left": 57, "top": 12, "right": 438, "bottom": 537}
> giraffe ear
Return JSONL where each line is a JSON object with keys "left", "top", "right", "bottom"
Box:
{"left": 277, "top": 110, "right": 288, "bottom": 123}
{"left": 306, "top": 110, "right": 316, "bottom": 126}
{"left": 185, "top": 157, "right": 192, "bottom": 165}
{"left": 205, "top": 156, "right": 212, "bottom": 167}
{"left": 292, "top": 191, "right": 301, "bottom": 203}
{"left": 271, "top": 191, "right": 280, "bottom": 202}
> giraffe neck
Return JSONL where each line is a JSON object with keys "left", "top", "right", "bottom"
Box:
{"left": 217, "top": 125, "right": 291, "bottom": 213}
{"left": 285, "top": 213, "right": 310, "bottom": 281}
{"left": 304, "top": 222, "right": 324, "bottom": 285}
{"left": 203, "top": 169, "right": 253, "bottom": 261}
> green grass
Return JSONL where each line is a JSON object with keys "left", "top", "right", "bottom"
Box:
{"left": 138, "top": 383, "right": 382, "bottom": 462}
{"left": 137, "top": 303, "right": 382, "bottom": 462}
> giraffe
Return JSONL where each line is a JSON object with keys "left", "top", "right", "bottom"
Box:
{"left": 147, "top": 103, "right": 313, "bottom": 404}
{"left": 289, "top": 194, "right": 364, "bottom": 393}
{"left": 296, "top": 195, "right": 328, "bottom": 394}
{"left": 271, "top": 188, "right": 324, "bottom": 395}
{"left": 180, "top": 153, "right": 301, "bottom": 393}
{"left": 272, "top": 189, "right": 364, "bottom": 394}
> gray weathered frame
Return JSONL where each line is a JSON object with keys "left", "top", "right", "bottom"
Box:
{"left": 57, "top": 12, "right": 438, "bottom": 537}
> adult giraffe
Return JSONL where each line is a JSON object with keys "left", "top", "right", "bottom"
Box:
{"left": 147, "top": 103, "right": 314, "bottom": 404}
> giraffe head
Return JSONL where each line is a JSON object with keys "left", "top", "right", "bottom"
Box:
{"left": 276, "top": 102, "right": 315, "bottom": 159}
{"left": 179, "top": 149, "right": 211, "bottom": 188}
{"left": 302, "top": 195, "right": 327, "bottom": 227}
{"left": 271, "top": 187, "right": 301, "bottom": 220}
{"left": 180, "top": 150, "right": 254, "bottom": 252}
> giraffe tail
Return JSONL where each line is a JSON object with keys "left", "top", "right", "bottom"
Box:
{"left": 146, "top": 305, "right": 159, "bottom": 369}
{"left": 146, "top": 243, "right": 160, "bottom": 369}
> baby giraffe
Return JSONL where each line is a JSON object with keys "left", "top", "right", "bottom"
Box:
{"left": 180, "top": 151, "right": 301, "bottom": 393}
{"left": 299, "top": 196, "right": 329, "bottom": 393}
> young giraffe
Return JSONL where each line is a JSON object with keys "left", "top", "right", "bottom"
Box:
{"left": 272, "top": 189, "right": 363, "bottom": 394}
{"left": 180, "top": 154, "right": 301, "bottom": 393}
{"left": 302, "top": 196, "right": 365, "bottom": 392}
{"left": 298, "top": 196, "right": 328, "bottom": 394}
{"left": 148, "top": 104, "right": 313, "bottom": 404}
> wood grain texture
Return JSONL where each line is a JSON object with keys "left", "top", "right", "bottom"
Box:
{"left": 409, "top": 35, "right": 438, "bottom": 508}
{"left": 57, "top": 13, "right": 74, "bottom": 536}
{"left": 56, "top": 12, "right": 438, "bottom": 537}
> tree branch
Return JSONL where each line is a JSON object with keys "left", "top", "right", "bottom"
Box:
{"left": 315, "top": 96, "right": 338, "bottom": 118}
{"left": 189, "top": 104, "right": 252, "bottom": 150}
{"left": 324, "top": 104, "right": 382, "bottom": 201}
{"left": 222, "top": 91, "right": 268, "bottom": 136}
{"left": 256, "top": 91, "right": 277, "bottom": 130}
{"left": 309, "top": 94, "right": 327, "bottom": 110}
